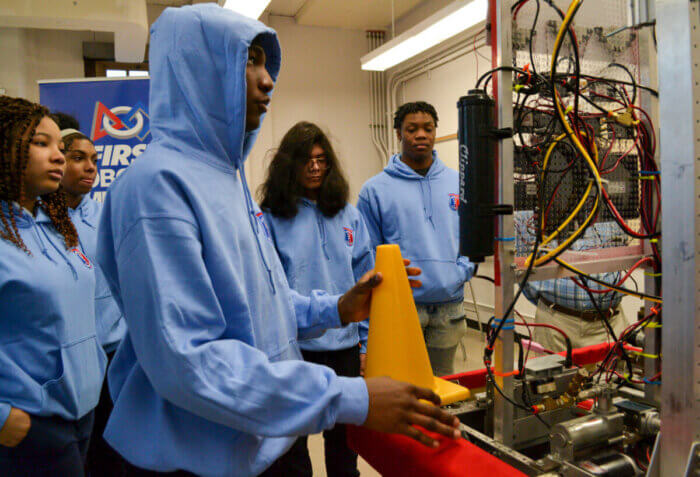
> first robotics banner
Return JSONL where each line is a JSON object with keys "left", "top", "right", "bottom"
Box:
{"left": 39, "top": 78, "right": 150, "bottom": 202}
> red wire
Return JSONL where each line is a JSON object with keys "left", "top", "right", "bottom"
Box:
{"left": 598, "top": 122, "right": 616, "bottom": 169}
{"left": 542, "top": 183, "right": 560, "bottom": 230}
{"left": 512, "top": 0, "right": 531, "bottom": 21}
{"left": 570, "top": 256, "right": 653, "bottom": 294}
{"left": 514, "top": 320, "right": 572, "bottom": 344}
{"left": 599, "top": 133, "right": 638, "bottom": 174}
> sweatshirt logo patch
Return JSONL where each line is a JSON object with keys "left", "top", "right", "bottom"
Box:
{"left": 70, "top": 248, "right": 93, "bottom": 269}
{"left": 449, "top": 193, "right": 459, "bottom": 211}
{"left": 343, "top": 227, "right": 354, "bottom": 247}
{"left": 255, "top": 212, "right": 272, "bottom": 240}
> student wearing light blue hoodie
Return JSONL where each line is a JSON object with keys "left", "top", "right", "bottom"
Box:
{"left": 96, "top": 5, "right": 460, "bottom": 477}
{"left": 58, "top": 127, "right": 128, "bottom": 476}
{"left": 0, "top": 96, "right": 106, "bottom": 476}
{"left": 260, "top": 122, "right": 374, "bottom": 477}
{"left": 358, "top": 101, "right": 476, "bottom": 377}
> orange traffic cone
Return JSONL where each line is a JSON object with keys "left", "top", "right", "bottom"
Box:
{"left": 364, "top": 244, "right": 470, "bottom": 405}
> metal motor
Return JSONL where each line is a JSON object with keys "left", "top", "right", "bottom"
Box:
{"left": 549, "top": 412, "right": 625, "bottom": 461}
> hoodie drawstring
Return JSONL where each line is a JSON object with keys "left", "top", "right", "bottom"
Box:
{"left": 79, "top": 204, "right": 96, "bottom": 230}
{"left": 420, "top": 179, "right": 435, "bottom": 228}
{"left": 238, "top": 167, "right": 276, "bottom": 294}
{"left": 37, "top": 223, "right": 78, "bottom": 280}
{"left": 29, "top": 219, "right": 56, "bottom": 265}
{"left": 314, "top": 207, "right": 330, "bottom": 260}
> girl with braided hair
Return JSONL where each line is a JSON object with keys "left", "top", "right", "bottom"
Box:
{"left": 0, "top": 96, "right": 106, "bottom": 476}
{"left": 58, "top": 125, "right": 128, "bottom": 476}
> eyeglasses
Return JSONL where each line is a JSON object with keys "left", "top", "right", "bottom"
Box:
{"left": 305, "top": 154, "right": 330, "bottom": 170}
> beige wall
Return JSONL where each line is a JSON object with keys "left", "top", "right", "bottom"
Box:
{"left": 246, "top": 15, "right": 380, "bottom": 201}
{"left": 0, "top": 28, "right": 114, "bottom": 102}
{"left": 0, "top": 11, "right": 379, "bottom": 201}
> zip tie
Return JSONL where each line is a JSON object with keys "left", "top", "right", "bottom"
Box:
{"left": 490, "top": 318, "right": 515, "bottom": 331}
{"left": 643, "top": 378, "right": 661, "bottom": 385}
{"left": 643, "top": 272, "right": 662, "bottom": 277}
{"left": 631, "top": 351, "right": 661, "bottom": 359}
{"left": 643, "top": 322, "right": 662, "bottom": 329}
{"left": 638, "top": 170, "right": 660, "bottom": 175}
{"left": 524, "top": 64, "right": 532, "bottom": 85}
{"left": 514, "top": 84, "right": 525, "bottom": 92}
{"left": 565, "top": 105, "right": 574, "bottom": 115}
{"left": 649, "top": 238, "right": 659, "bottom": 243}
{"left": 495, "top": 237, "right": 515, "bottom": 242}
{"left": 635, "top": 176, "right": 657, "bottom": 180}
{"left": 490, "top": 367, "right": 520, "bottom": 378}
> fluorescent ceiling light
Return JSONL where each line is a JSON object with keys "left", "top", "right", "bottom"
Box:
{"left": 361, "top": 0, "right": 488, "bottom": 71}
{"left": 220, "top": 0, "right": 271, "bottom": 20}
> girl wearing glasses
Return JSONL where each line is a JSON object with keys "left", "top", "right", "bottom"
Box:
{"left": 260, "top": 121, "right": 374, "bottom": 477}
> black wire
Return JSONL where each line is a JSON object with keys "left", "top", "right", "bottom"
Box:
{"left": 580, "top": 74, "right": 658, "bottom": 97}
{"left": 477, "top": 66, "right": 528, "bottom": 89}
{"left": 532, "top": 0, "right": 606, "bottom": 269}
{"left": 474, "top": 275, "right": 495, "bottom": 284}
{"left": 518, "top": 365, "right": 552, "bottom": 430}
{"left": 628, "top": 272, "right": 639, "bottom": 293}
{"left": 607, "top": 62, "right": 638, "bottom": 105}
{"left": 485, "top": 366, "right": 532, "bottom": 412}
{"left": 528, "top": 0, "right": 540, "bottom": 76}
{"left": 554, "top": 257, "right": 662, "bottom": 302}
{"left": 510, "top": 0, "right": 530, "bottom": 12}
{"left": 569, "top": 86, "right": 610, "bottom": 115}
{"left": 544, "top": 0, "right": 581, "bottom": 118}
{"left": 579, "top": 275, "right": 636, "bottom": 385}
{"left": 580, "top": 276, "right": 620, "bottom": 343}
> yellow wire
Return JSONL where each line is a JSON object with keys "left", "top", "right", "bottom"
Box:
{"left": 521, "top": 0, "right": 662, "bottom": 304}
{"left": 537, "top": 133, "right": 595, "bottom": 248}
{"left": 525, "top": 0, "right": 602, "bottom": 267}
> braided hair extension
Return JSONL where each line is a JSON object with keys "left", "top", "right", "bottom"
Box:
{"left": 0, "top": 96, "right": 78, "bottom": 253}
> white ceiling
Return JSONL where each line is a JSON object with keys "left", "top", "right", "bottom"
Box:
{"left": 270, "top": 0, "right": 424, "bottom": 30}
{"left": 145, "top": 0, "right": 425, "bottom": 30}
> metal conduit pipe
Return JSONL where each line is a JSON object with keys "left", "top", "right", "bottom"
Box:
{"left": 367, "top": 31, "right": 389, "bottom": 165}
{"left": 384, "top": 32, "right": 488, "bottom": 158}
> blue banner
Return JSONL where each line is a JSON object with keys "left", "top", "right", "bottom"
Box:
{"left": 39, "top": 78, "right": 150, "bottom": 202}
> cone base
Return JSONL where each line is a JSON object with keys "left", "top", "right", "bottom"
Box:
{"left": 434, "top": 377, "right": 471, "bottom": 405}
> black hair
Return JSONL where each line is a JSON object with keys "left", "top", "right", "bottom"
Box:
{"left": 50, "top": 112, "right": 91, "bottom": 152}
{"left": 0, "top": 96, "right": 78, "bottom": 252}
{"left": 62, "top": 132, "right": 93, "bottom": 153}
{"left": 393, "top": 101, "right": 439, "bottom": 130}
{"left": 50, "top": 112, "right": 80, "bottom": 131}
{"left": 259, "top": 121, "right": 349, "bottom": 219}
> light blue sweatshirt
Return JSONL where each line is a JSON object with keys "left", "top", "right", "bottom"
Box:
{"left": 96, "top": 5, "right": 368, "bottom": 476}
{"left": 358, "top": 153, "right": 475, "bottom": 305}
{"left": 266, "top": 200, "right": 374, "bottom": 353}
{"left": 70, "top": 195, "right": 126, "bottom": 353}
{"left": 0, "top": 203, "right": 106, "bottom": 429}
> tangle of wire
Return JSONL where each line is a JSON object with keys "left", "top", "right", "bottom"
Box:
{"left": 478, "top": 0, "right": 662, "bottom": 402}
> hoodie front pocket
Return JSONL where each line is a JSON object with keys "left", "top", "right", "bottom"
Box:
{"left": 41, "top": 336, "right": 106, "bottom": 417}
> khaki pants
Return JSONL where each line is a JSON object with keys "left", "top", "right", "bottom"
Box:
{"left": 416, "top": 302, "right": 467, "bottom": 376}
{"left": 533, "top": 299, "right": 628, "bottom": 352}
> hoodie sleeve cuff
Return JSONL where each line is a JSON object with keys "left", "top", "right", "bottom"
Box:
{"left": 334, "top": 377, "right": 369, "bottom": 425}
{"left": 321, "top": 294, "right": 343, "bottom": 328}
{"left": 0, "top": 403, "right": 11, "bottom": 431}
